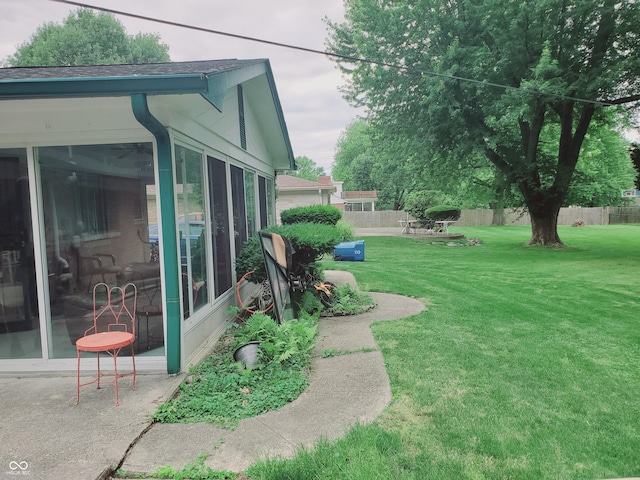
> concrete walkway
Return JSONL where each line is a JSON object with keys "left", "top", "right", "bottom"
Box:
{"left": 121, "top": 271, "right": 424, "bottom": 477}
{"left": 0, "top": 271, "right": 425, "bottom": 479}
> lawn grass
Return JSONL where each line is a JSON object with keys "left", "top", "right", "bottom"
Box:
{"left": 247, "top": 225, "right": 640, "bottom": 479}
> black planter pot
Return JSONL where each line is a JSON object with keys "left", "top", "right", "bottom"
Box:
{"left": 233, "top": 341, "right": 261, "bottom": 368}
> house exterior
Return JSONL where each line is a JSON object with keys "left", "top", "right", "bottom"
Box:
{"left": 276, "top": 174, "right": 377, "bottom": 215}
{"left": 318, "top": 174, "right": 377, "bottom": 212}
{"left": 275, "top": 174, "right": 336, "bottom": 222}
{"left": 328, "top": 177, "right": 345, "bottom": 209}
{"left": 0, "top": 59, "right": 294, "bottom": 374}
{"left": 342, "top": 190, "right": 378, "bottom": 212}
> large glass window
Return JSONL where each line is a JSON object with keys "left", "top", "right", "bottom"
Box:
{"left": 207, "top": 157, "right": 232, "bottom": 297}
{"left": 175, "top": 145, "right": 208, "bottom": 320}
{"left": 244, "top": 170, "right": 256, "bottom": 239}
{"left": 230, "top": 165, "right": 247, "bottom": 255}
{"left": 38, "top": 143, "right": 163, "bottom": 358}
{"left": 258, "top": 176, "right": 268, "bottom": 229}
{"left": 266, "top": 178, "right": 275, "bottom": 226}
{"left": 0, "top": 149, "right": 41, "bottom": 359}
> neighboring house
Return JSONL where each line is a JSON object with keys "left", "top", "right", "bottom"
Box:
{"left": 343, "top": 190, "right": 378, "bottom": 211}
{"left": 0, "top": 59, "right": 294, "bottom": 374}
{"left": 328, "top": 177, "right": 345, "bottom": 210}
{"left": 275, "top": 175, "right": 336, "bottom": 222}
{"left": 318, "top": 174, "right": 377, "bottom": 212}
{"left": 621, "top": 189, "right": 640, "bottom": 205}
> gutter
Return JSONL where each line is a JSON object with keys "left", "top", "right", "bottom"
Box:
{"left": 130, "top": 93, "right": 181, "bottom": 375}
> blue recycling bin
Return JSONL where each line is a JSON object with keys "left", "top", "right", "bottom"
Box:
{"left": 333, "top": 240, "right": 365, "bottom": 261}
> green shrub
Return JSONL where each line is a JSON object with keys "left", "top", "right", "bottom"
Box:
{"left": 404, "top": 190, "right": 445, "bottom": 228}
{"left": 235, "top": 223, "right": 345, "bottom": 282}
{"left": 405, "top": 191, "right": 441, "bottom": 218}
{"left": 426, "top": 205, "right": 461, "bottom": 222}
{"left": 280, "top": 204, "right": 342, "bottom": 226}
{"left": 335, "top": 219, "right": 355, "bottom": 243}
{"left": 234, "top": 235, "right": 263, "bottom": 279}
{"left": 275, "top": 223, "right": 345, "bottom": 272}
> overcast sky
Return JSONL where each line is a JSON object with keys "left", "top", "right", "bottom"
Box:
{"left": 0, "top": 0, "right": 364, "bottom": 175}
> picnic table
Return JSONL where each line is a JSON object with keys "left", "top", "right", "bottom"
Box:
{"left": 399, "top": 219, "right": 418, "bottom": 234}
{"left": 435, "top": 220, "right": 456, "bottom": 234}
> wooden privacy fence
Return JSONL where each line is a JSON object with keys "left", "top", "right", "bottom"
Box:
{"left": 342, "top": 207, "right": 640, "bottom": 228}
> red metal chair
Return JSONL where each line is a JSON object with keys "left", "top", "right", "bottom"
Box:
{"left": 76, "top": 282, "right": 137, "bottom": 406}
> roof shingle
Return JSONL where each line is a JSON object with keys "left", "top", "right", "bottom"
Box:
{"left": 0, "top": 59, "right": 266, "bottom": 80}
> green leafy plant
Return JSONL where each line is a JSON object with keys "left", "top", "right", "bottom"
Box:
{"left": 234, "top": 234, "right": 265, "bottom": 281}
{"left": 153, "top": 307, "right": 320, "bottom": 427}
{"left": 334, "top": 219, "right": 356, "bottom": 243}
{"left": 232, "top": 311, "right": 318, "bottom": 367}
{"left": 147, "top": 453, "right": 235, "bottom": 479}
{"left": 152, "top": 342, "right": 309, "bottom": 427}
{"left": 295, "top": 290, "right": 324, "bottom": 317}
{"left": 235, "top": 223, "right": 345, "bottom": 282}
{"left": 324, "top": 284, "right": 376, "bottom": 315}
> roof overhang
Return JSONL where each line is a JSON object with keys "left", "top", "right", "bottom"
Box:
{"left": 0, "top": 60, "right": 295, "bottom": 169}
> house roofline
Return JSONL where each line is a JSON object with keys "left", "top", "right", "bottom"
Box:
{"left": 0, "top": 59, "right": 296, "bottom": 170}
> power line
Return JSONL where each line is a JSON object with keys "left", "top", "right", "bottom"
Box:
{"left": 50, "top": 0, "right": 614, "bottom": 107}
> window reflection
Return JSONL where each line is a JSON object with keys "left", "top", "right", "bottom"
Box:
{"left": 231, "top": 165, "right": 247, "bottom": 255}
{"left": 175, "top": 145, "right": 208, "bottom": 319}
{"left": 266, "top": 178, "right": 275, "bottom": 226}
{"left": 38, "top": 142, "right": 164, "bottom": 358}
{"left": 244, "top": 170, "right": 256, "bottom": 238}
{"left": 258, "top": 176, "right": 268, "bottom": 229}
{"left": 0, "top": 149, "right": 40, "bottom": 359}
{"left": 208, "top": 156, "right": 232, "bottom": 297}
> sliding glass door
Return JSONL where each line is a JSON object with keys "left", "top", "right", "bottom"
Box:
{"left": 38, "top": 142, "right": 163, "bottom": 358}
{"left": 0, "top": 149, "right": 40, "bottom": 359}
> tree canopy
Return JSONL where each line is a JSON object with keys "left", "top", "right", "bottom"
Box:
{"left": 332, "top": 114, "right": 634, "bottom": 214}
{"left": 327, "top": 0, "right": 640, "bottom": 245}
{"left": 6, "top": 8, "right": 170, "bottom": 66}
{"left": 332, "top": 119, "right": 417, "bottom": 210}
{"left": 285, "top": 156, "right": 326, "bottom": 181}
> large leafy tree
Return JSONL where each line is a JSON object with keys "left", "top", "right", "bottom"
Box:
{"left": 332, "top": 120, "right": 373, "bottom": 191}
{"left": 556, "top": 121, "right": 636, "bottom": 207}
{"left": 6, "top": 8, "right": 170, "bottom": 66}
{"left": 333, "top": 120, "right": 417, "bottom": 209}
{"left": 327, "top": 0, "right": 640, "bottom": 246}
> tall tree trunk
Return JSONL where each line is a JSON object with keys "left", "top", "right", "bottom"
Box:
{"left": 521, "top": 102, "right": 594, "bottom": 248}
{"left": 492, "top": 208, "right": 506, "bottom": 226}
{"left": 490, "top": 173, "right": 507, "bottom": 225}
{"left": 528, "top": 204, "right": 563, "bottom": 246}
{"left": 490, "top": 203, "right": 506, "bottom": 225}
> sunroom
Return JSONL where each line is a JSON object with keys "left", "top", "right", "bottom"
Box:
{"left": 0, "top": 59, "right": 294, "bottom": 374}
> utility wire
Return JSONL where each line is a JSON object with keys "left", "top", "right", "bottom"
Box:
{"left": 50, "top": 0, "right": 615, "bottom": 107}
